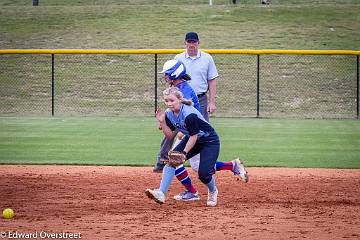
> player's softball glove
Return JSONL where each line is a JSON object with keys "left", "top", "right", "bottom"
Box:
{"left": 163, "top": 150, "right": 186, "bottom": 168}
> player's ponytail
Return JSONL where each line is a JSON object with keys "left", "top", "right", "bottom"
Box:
{"left": 163, "top": 87, "right": 193, "bottom": 106}
{"left": 181, "top": 98, "right": 193, "bottom": 106}
{"left": 182, "top": 74, "right": 191, "bottom": 81}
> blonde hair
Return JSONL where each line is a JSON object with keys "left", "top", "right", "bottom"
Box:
{"left": 163, "top": 87, "right": 193, "bottom": 106}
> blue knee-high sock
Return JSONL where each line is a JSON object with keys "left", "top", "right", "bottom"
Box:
{"left": 206, "top": 176, "right": 216, "bottom": 193}
{"left": 159, "top": 165, "right": 176, "bottom": 194}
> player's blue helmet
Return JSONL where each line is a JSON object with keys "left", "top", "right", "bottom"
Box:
{"left": 159, "top": 59, "right": 188, "bottom": 81}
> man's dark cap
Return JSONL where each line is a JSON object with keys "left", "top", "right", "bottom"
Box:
{"left": 185, "top": 32, "right": 199, "bottom": 41}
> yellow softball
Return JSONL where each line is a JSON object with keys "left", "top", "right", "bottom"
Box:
{"left": 2, "top": 208, "right": 14, "bottom": 219}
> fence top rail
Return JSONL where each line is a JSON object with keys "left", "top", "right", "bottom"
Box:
{"left": 0, "top": 49, "right": 359, "bottom": 55}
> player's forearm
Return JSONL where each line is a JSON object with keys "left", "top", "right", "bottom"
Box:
{"left": 184, "top": 135, "right": 197, "bottom": 154}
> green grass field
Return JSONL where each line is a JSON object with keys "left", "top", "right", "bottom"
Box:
{"left": 0, "top": 117, "right": 359, "bottom": 168}
{"left": 0, "top": 0, "right": 359, "bottom": 49}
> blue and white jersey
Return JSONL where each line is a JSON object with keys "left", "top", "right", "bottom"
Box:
{"left": 175, "top": 81, "right": 201, "bottom": 113}
{"left": 165, "top": 104, "right": 218, "bottom": 142}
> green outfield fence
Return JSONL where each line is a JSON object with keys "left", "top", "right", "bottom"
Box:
{"left": 0, "top": 49, "right": 359, "bottom": 119}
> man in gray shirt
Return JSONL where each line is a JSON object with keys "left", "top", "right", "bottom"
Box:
{"left": 175, "top": 32, "right": 219, "bottom": 121}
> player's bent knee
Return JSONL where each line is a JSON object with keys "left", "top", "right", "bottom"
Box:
{"left": 198, "top": 172, "right": 212, "bottom": 184}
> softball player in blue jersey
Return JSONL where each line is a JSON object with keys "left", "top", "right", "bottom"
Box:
{"left": 153, "top": 60, "right": 202, "bottom": 173}
{"left": 146, "top": 86, "right": 248, "bottom": 207}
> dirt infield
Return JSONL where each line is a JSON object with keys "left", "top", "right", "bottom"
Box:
{"left": 0, "top": 166, "right": 359, "bottom": 240}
